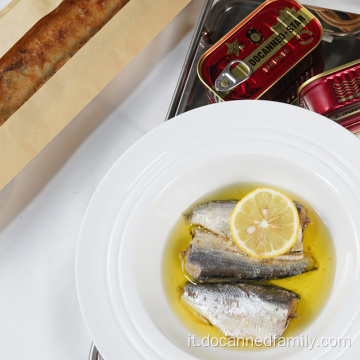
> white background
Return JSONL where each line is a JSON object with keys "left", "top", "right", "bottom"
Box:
{"left": 0, "top": 0, "right": 358, "bottom": 359}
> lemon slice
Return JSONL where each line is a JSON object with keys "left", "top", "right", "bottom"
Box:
{"left": 229, "top": 187, "right": 300, "bottom": 259}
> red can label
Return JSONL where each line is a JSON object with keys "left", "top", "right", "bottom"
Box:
{"left": 197, "top": 0, "right": 323, "bottom": 103}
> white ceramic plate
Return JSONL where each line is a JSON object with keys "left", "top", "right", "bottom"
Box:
{"left": 76, "top": 100, "right": 360, "bottom": 360}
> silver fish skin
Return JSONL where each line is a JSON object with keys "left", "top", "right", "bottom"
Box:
{"left": 184, "top": 200, "right": 238, "bottom": 239}
{"left": 181, "top": 282, "right": 300, "bottom": 340}
{"left": 182, "top": 228, "right": 317, "bottom": 281}
{"left": 185, "top": 200, "right": 310, "bottom": 258}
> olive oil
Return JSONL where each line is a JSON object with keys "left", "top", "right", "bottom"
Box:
{"left": 162, "top": 183, "right": 335, "bottom": 348}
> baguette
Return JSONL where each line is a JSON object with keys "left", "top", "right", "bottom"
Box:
{"left": 0, "top": 0, "right": 130, "bottom": 126}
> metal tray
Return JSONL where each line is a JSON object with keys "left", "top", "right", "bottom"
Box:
{"left": 166, "top": 0, "right": 360, "bottom": 120}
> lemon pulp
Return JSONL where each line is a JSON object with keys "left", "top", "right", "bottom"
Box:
{"left": 230, "top": 187, "right": 300, "bottom": 259}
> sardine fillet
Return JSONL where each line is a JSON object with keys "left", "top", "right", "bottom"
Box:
{"left": 181, "top": 282, "right": 300, "bottom": 340}
{"left": 185, "top": 199, "right": 310, "bottom": 257}
{"left": 0, "top": 0, "right": 130, "bottom": 125}
{"left": 183, "top": 229, "right": 317, "bottom": 281}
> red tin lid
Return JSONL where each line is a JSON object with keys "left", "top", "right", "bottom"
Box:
{"left": 197, "top": 0, "right": 323, "bottom": 102}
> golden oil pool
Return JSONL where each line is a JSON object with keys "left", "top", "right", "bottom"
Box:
{"left": 161, "top": 183, "right": 335, "bottom": 348}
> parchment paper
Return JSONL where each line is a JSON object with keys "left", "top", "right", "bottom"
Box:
{"left": 0, "top": 0, "right": 191, "bottom": 191}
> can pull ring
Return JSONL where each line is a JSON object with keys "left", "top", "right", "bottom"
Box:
{"left": 214, "top": 60, "right": 252, "bottom": 92}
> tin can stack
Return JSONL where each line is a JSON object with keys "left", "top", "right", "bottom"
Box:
{"left": 196, "top": 0, "right": 360, "bottom": 138}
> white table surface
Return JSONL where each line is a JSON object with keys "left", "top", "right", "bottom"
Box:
{"left": 0, "top": 0, "right": 358, "bottom": 359}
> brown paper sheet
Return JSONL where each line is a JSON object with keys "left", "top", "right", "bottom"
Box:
{"left": 0, "top": 0, "right": 192, "bottom": 191}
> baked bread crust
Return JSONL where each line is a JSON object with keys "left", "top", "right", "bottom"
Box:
{"left": 0, "top": 0, "right": 130, "bottom": 126}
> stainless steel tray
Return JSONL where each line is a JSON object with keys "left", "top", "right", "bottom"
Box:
{"left": 166, "top": 0, "right": 360, "bottom": 120}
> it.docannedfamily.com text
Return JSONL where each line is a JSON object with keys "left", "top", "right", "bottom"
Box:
{"left": 187, "top": 334, "right": 352, "bottom": 350}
